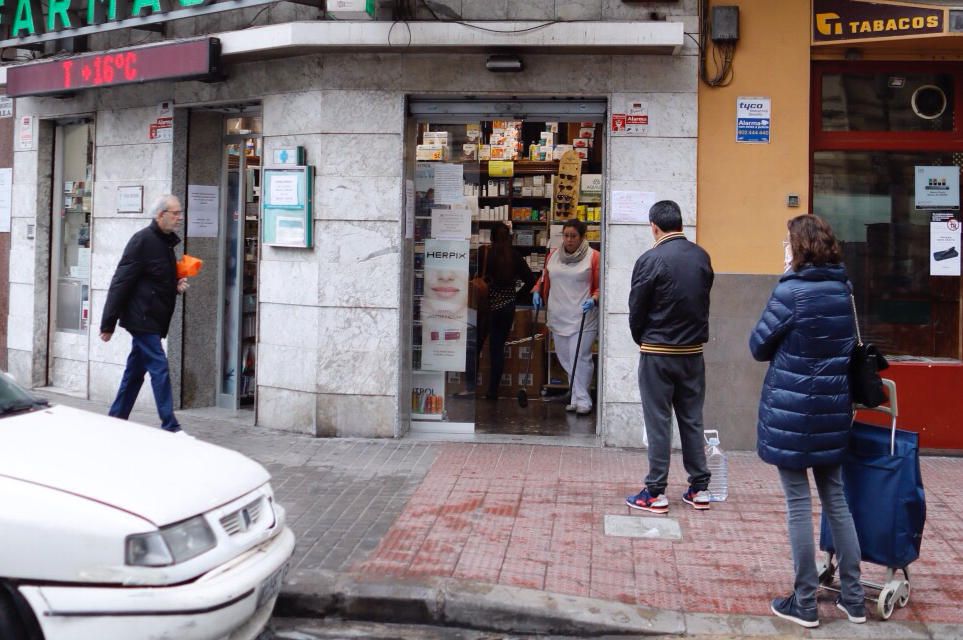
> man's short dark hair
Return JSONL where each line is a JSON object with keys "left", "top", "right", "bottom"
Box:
{"left": 649, "top": 200, "right": 683, "bottom": 232}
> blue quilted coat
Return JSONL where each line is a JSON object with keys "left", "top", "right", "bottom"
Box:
{"left": 749, "top": 264, "right": 856, "bottom": 469}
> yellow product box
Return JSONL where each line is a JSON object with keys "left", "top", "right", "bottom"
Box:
{"left": 586, "top": 229, "right": 601, "bottom": 241}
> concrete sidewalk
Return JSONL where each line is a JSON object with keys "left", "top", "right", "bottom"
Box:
{"left": 44, "top": 392, "right": 963, "bottom": 638}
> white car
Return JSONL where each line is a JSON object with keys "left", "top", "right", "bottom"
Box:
{"left": 0, "top": 373, "right": 295, "bottom": 640}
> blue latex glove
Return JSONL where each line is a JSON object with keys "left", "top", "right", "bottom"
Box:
{"left": 581, "top": 298, "right": 596, "bottom": 313}
{"left": 532, "top": 291, "right": 543, "bottom": 309}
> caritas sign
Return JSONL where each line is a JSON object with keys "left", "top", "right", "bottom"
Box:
{"left": 813, "top": 0, "right": 944, "bottom": 44}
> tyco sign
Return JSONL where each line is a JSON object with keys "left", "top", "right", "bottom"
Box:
{"left": 813, "top": 0, "right": 944, "bottom": 44}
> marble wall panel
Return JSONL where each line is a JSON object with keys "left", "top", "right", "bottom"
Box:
{"left": 612, "top": 54, "right": 699, "bottom": 95}
{"left": 604, "top": 266, "right": 634, "bottom": 315}
{"left": 602, "top": 312, "right": 638, "bottom": 357}
{"left": 9, "top": 246, "right": 36, "bottom": 286}
{"left": 315, "top": 221, "right": 401, "bottom": 309}
{"left": 93, "top": 181, "right": 171, "bottom": 219}
{"left": 258, "top": 303, "right": 321, "bottom": 350}
{"left": 556, "top": 0, "right": 603, "bottom": 20}
{"left": 602, "top": 402, "right": 645, "bottom": 449}
{"left": 318, "top": 91, "right": 404, "bottom": 134}
{"left": 7, "top": 349, "right": 31, "bottom": 386}
{"left": 320, "top": 55, "right": 405, "bottom": 91}
{"left": 602, "top": 0, "right": 698, "bottom": 19}
{"left": 89, "top": 218, "right": 156, "bottom": 291}
{"left": 317, "top": 176, "right": 403, "bottom": 222}
{"left": 49, "top": 356, "right": 87, "bottom": 393}
{"left": 262, "top": 91, "right": 324, "bottom": 137}
{"left": 96, "top": 107, "right": 165, "bottom": 146}
{"left": 51, "top": 330, "right": 88, "bottom": 354}
{"left": 317, "top": 135, "right": 403, "bottom": 178}
{"left": 605, "top": 224, "right": 651, "bottom": 271}
{"left": 608, "top": 137, "right": 696, "bottom": 183}
{"left": 612, "top": 92, "right": 697, "bottom": 138}
{"left": 608, "top": 180, "right": 697, "bottom": 226}
{"left": 505, "top": 0, "right": 554, "bottom": 19}
{"left": 318, "top": 307, "right": 399, "bottom": 351}
{"left": 316, "top": 393, "right": 396, "bottom": 438}
{"left": 258, "top": 260, "right": 320, "bottom": 306}
{"left": 7, "top": 308, "right": 33, "bottom": 352}
{"left": 257, "top": 343, "right": 319, "bottom": 393}
{"left": 12, "top": 150, "right": 37, "bottom": 186}
{"left": 95, "top": 144, "right": 172, "bottom": 183}
{"left": 257, "top": 386, "right": 317, "bottom": 436}
{"left": 317, "top": 350, "right": 397, "bottom": 396}
{"left": 8, "top": 283, "right": 33, "bottom": 319}
{"left": 12, "top": 183, "right": 38, "bottom": 222}
{"left": 602, "top": 353, "right": 639, "bottom": 404}
{"left": 461, "top": 0, "right": 508, "bottom": 19}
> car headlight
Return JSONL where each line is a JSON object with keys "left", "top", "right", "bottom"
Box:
{"left": 125, "top": 516, "right": 217, "bottom": 566}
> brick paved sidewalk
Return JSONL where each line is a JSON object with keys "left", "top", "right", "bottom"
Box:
{"left": 356, "top": 443, "right": 963, "bottom": 626}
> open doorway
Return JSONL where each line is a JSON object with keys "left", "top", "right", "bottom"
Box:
{"left": 181, "top": 106, "right": 261, "bottom": 414}
{"left": 405, "top": 99, "right": 606, "bottom": 438}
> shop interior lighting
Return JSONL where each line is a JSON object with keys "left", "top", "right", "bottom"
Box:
{"left": 486, "top": 55, "right": 523, "bottom": 73}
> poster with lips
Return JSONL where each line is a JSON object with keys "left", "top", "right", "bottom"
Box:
{"left": 421, "top": 239, "right": 469, "bottom": 372}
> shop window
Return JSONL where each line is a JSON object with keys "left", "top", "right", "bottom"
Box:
{"left": 821, "top": 72, "right": 954, "bottom": 132}
{"left": 813, "top": 151, "right": 960, "bottom": 359}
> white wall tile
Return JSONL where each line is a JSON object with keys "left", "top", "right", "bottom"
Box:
{"left": 263, "top": 91, "right": 324, "bottom": 136}
{"left": 257, "top": 343, "right": 319, "bottom": 392}
{"left": 258, "top": 261, "right": 320, "bottom": 306}
{"left": 317, "top": 176, "right": 402, "bottom": 222}
{"left": 318, "top": 91, "right": 404, "bottom": 134}
{"left": 608, "top": 137, "right": 697, "bottom": 182}
{"left": 257, "top": 386, "right": 318, "bottom": 435}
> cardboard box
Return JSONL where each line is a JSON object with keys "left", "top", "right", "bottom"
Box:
{"left": 416, "top": 144, "right": 448, "bottom": 161}
{"left": 326, "top": 0, "right": 374, "bottom": 19}
{"left": 423, "top": 131, "right": 449, "bottom": 145}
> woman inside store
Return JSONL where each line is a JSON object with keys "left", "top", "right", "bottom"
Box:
{"left": 533, "top": 219, "right": 600, "bottom": 415}
{"left": 749, "top": 214, "right": 864, "bottom": 628}
{"left": 465, "top": 221, "right": 537, "bottom": 400}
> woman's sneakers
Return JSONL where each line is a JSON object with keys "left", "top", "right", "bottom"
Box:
{"left": 771, "top": 593, "right": 819, "bottom": 628}
{"left": 625, "top": 488, "right": 669, "bottom": 514}
{"left": 836, "top": 597, "right": 867, "bottom": 623}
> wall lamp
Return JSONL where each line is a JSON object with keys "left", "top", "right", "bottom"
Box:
{"left": 486, "top": 54, "right": 524, "bottom": 73}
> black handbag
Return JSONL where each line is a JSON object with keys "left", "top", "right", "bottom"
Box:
{"left": 849, "top": 294, "right": 889, "bottom": 408}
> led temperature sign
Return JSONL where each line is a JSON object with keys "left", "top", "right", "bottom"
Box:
{"left": 7, "top": 37, "right": 220, "bottom": 97}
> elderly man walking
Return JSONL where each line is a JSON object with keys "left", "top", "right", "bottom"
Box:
{"left": 100, "top": 194, "right": 189, "bottom": 434}
{"left": 625, "top": 200, "right": 715, "bottom": 514}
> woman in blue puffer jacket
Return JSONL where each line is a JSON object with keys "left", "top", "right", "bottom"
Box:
{"left": 749, "top": 214, "right": 865, "bottom": 629}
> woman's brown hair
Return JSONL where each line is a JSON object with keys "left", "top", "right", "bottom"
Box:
{"left": 787, "top": 214, "right": 842, "bottom": 271}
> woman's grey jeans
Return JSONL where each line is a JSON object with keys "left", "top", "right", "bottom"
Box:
{"left": 777, "top": 465, "right": 864, "bottom": 610}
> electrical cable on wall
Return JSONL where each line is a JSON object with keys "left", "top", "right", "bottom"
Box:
{"left": 698, "top": 0, "right": 736, "bottom": 88}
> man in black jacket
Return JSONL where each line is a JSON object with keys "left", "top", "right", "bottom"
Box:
{"left": 100, "top": 194, "right": 188, "bottom": 433}
{"left": 625, "top": 200, "right": 714, "bottom": 514}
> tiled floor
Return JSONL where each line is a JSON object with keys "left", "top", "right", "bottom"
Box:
{"left": 358, "top": 444, "right": 963, "bottom": 624}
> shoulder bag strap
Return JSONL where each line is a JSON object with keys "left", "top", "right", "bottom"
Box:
{"left": 850, "top": 294, "right": 863, "bottom": 347}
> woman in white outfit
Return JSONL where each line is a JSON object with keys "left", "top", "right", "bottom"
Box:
{"left": 532, "top": 219, "right": 600, "bottom": 414}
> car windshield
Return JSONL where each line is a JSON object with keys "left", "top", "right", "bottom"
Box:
{"left": 0, "top": 372, "right": 48, "bottom": 416}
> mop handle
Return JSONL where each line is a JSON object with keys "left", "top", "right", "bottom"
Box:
{"left": 569, "top": 311, "right": 587, "bottom": 396}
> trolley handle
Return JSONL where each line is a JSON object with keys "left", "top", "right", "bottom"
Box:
{"left": 853, "top": 378, "right": 898, "bottom": 455}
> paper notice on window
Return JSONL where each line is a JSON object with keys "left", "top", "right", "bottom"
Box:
{"left": 405, "top": 179, "right": 415, "bottom": 239}
{"left": 610, "top": 190, "right": 656, "bottom": 224}
{"left": 915, "top": 166, "right": 960, "bottom": 210}
{"left": 431, "top": 205, "right": 471, "bottom": 240}
{"left": 930, "top": 212, "right": 961, "bottom": 276}
{"left": 276, "top": 216, "right": 306, "bottom": 246}
{"left": 187, "top": 184, "right": 219, "bottom": 238}
{"left": 268, "top": 173, "right": 300, "bottom": 207}
{"left": 433, "top": 163, "right": 464, "bottom": 205}
{"left": 0, "top": 168, "right": 11, "bottom": 232}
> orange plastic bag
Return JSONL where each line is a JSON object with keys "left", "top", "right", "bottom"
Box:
{"left": 176, "top": 254, "right": 204, "bottom": 279}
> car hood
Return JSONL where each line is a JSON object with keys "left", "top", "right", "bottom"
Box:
{"left": 0, "top": 405, "right": 270, "bottom": 527}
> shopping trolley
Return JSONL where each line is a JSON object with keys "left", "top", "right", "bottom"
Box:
{"left": 817, "top": 379, "right": 926, "bottom": 620}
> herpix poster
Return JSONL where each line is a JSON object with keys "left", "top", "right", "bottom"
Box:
{"left": 420, "top": 239, "right": 469, "bottom": 372}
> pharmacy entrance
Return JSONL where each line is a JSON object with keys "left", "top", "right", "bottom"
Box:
{"left": 404, "top": 98, "right": 606, "bottom": 438}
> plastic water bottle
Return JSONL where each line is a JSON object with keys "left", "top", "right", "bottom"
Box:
{"left": 705, "top": 429, "right": 728, "bottom": 502}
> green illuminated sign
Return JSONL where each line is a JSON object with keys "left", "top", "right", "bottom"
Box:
{"left": 1, "top": 0, "right": 211, "bottom": 37}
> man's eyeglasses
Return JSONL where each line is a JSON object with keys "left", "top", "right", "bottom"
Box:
{"left": 165, "top": 209, "right": 184, "bottom": 217}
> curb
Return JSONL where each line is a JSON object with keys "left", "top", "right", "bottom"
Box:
{"left": 276, "top": 570, "right": 952, "bottom": 639}
{"left": 276, "top": 569, "right": 686, "bottom": 636}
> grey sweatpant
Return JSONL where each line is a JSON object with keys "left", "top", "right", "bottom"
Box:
{"left": 638, "top": 353, "right": 711, "bottom": 496}
{"left": 778, "top": 465, "right": 864, "bottom": 610}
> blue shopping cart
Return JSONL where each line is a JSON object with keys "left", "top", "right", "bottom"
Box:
{"left": 817, "top": 379, "right": 926, "bottom": 620}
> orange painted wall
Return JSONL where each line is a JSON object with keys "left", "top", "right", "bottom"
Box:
{"left": 698, "top": 0, "right": 812, "bottom": 274}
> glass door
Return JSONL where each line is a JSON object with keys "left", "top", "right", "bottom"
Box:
{"left": 216, "top": 117, "right": 261, "bottom": 410}
{"left": 47, "top": 120, "right": 94, "bottom": 392}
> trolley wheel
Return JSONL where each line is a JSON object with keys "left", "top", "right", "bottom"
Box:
{"left": 877, "top": 583, "right": 898, "bottom": 620}
{"left": 817, "top": 557, "right": 836, "bottom": 586}
{"left": 897, "top": 580, "right": 911, "bottom": 608}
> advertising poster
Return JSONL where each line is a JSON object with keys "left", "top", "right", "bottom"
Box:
{"left": 736, "top": 97, "right": 771, "bottom": 143}
{"left": 421, "top": 239, "right": 469, "bottom": 372}
{"left": 411, "top": 371, "right": 446, "bottom": 420}
{"left": 930, "top": 212, "right": 961, "bottom": 276}
{"left": 915, "top": 166, "right": 960, "bottom": 210}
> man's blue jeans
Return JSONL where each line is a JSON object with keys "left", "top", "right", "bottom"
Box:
{"left": 109, "top": 332, "right": 180, "bottom": 432}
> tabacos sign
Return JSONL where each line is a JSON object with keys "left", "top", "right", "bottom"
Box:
{"left": 0, "top": 0, "right": 211, "bottom": 39}
{"left": 813, "top": 0, "right": 944, "bottom": 44}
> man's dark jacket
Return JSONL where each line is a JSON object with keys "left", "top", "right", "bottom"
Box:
{"left": 101, "top": 220, "right": 180, "bottom": 338}
{"left": 748, "top": 264, "right": 855, "bottom": 469}
{"left": 628, "top": 233, "right": 714, "bottom": 347}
